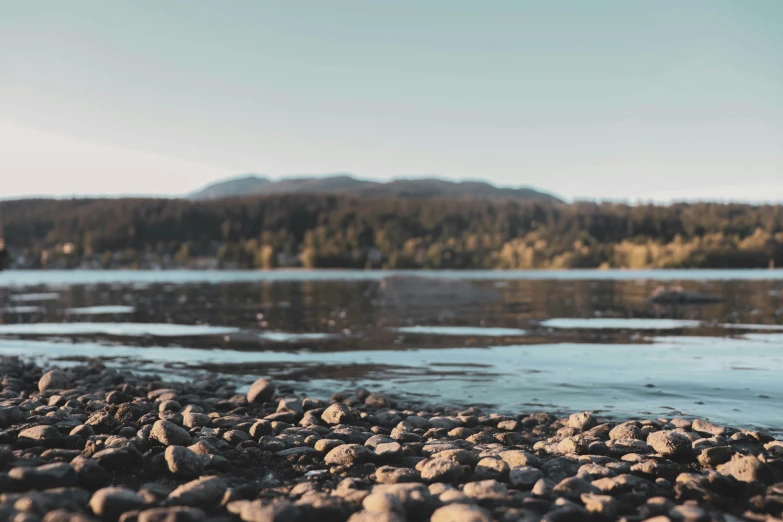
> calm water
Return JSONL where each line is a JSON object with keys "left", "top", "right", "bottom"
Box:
{"left": 1, "top": 269, "right": 782, "bottom": 432}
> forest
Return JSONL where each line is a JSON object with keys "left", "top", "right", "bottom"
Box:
{"left": 1, "top": 195, "right": 782, "bottom": 270}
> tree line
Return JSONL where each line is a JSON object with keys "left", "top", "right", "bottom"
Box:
{"left": 1, "top": 195, "right": 782, "bottom": 269}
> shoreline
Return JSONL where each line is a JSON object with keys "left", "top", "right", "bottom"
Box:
{"left": 1, "top": 357, "right": 782, "bottom": 521}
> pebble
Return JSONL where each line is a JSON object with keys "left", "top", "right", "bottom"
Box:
{"left": 246, "top": 378, "right": 275, "bottom": 404}
{"left": 38, "top": 369, "right": 68, "bottom": 392}
{"left": 420, "top": 458, "right": 469, "bottom": 484}
{"left": 509, "top": 465, "right": 544, "bottom": 489}
{"left": 431, "top": 503, "right": 494, "bottom": 522}
{"left": 647, "top": 430, "right": 694, "bottom": 459}
{"left": 321, "top": 403, "right": 354, "bottom": 425}
{"left": 168, "top": 476, "right": 227, "bottom": 508}
{"left": 138, "top": 507, "right": 206, "bottom": 522}
{"left": 89, "top": 488, "right": 146, "bottom": 521}
{"left": 324, "top": 444, "right": 374, "bottom": 467}
{"left": 151, "top": 420, "right": 192, "bottom": 446}
{"left": 164, "top": 446, "right": 205, "bottom": 477}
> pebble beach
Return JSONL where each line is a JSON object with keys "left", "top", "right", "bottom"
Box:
{"left": 1, "top": 356, "right": 782, "bottom": 522}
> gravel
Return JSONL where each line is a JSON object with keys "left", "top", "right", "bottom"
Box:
{"left": 0, "top": 356, "right": 781, "bottom": 522}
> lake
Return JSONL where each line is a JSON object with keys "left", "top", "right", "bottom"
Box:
{"left": 1, "top": 269, "right": 782, "bottom": 433}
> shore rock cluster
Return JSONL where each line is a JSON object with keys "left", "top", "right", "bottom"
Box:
{"left": 1, "top": 356, "right": 782, "bottom": 522}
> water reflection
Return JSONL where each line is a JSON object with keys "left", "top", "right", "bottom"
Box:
{"left": 0, "top": 271, "right": 782, "bottom": 431}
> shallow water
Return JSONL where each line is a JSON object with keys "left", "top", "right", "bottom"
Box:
{"left": 1, "top": 269, "right": 782, "bottom": 432}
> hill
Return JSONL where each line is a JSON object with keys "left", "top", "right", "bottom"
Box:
{"left": 188, "top": 174, "right": 561, "bottom": 202}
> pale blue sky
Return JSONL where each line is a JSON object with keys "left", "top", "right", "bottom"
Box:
{"left": 1, "top": 1, "right": 781, "bottom": 201}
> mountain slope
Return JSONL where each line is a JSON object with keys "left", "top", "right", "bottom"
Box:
{"left": 190, "top": 175, "right": 270, "bottom": 200}
{"left": 189, "top": 174, "right": 561, "bottom": 202}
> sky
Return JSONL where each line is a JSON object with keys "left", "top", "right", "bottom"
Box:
{"left": 1, "top": 1, "right": 782, "bottom": 202}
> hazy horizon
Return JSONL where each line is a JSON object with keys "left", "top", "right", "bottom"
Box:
{"left": 2, "top": 1, "right": 782, "bottom": 202}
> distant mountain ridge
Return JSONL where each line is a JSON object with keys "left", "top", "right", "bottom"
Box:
{"left": 188, "top": 174, "right": 561, "bottom": 202}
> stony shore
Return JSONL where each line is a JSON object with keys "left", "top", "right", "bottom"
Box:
{"left": 1, "top": 357, "right": 782, "bottom": 522}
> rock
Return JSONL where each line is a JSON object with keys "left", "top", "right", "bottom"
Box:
{"left": 433, "top": 449, "right": 479, "bottom": 467}
{"left": 0, "top": 405, "right": 22, "bottom": 427}
{"left": 362, "top": 492, "right": 404, "bottom": 514}
{"left": 646, "top": 430, "right": 694, "bottom": 459}
{"left": 581, "top": 493, "right": 618, "bottom": 519}
{"left": 164, "top": 446, "right": 205, "bottom": 477}
{"left": 70, "top": 425, "right": 96, "bottom": 439}
{"left": 8, "top": 463, "right": 77, "bottom": 489}
{"left": 473, "top": 457, "right": 509, "bottom": 481}
{"left": 347, "top": 512, "right": 405, "bottom": 522}
{"left": 276, "top": 398, "right": 303, "bottom": 417}
{"left": 499, "top": 450, "right": 540, "bottom": 468}
{"left": 430, "top": 503, "right": 494, "bottom": 522}
{"left": 239, "top": 499, "right": 301, "bottom": 522}
{"left": 71, "top": 455, "right": 111, "bottom": 488}
{"left": 698, "top": 446, "right": 733, "bottom": 467}
{"left": 717, "top": 455, "right": 774, "bottom": 484}
{"left": 509, "top": 466, "right": 544, "bottom": 489}
{"left": 429, "top": 417, "right": 460, "bottom": 431}
{"left": 765, "top": 440, "right": 783, "bottom": 457}
{"left": 670, "top": 504, "right": 709, "bottom": 522}
{"left": 375, "top": 466, "right": 420, "bottom": 484}
{"left": 168, "top": 476, "right": 227, "bottom": 508}
{"left": 463, "top": 479, "right": 509, "bottom": 500}
{"left": 691, "top": 419, "right": 726, "bottom": 437}
{"left": 247, "top": 378, "right": 276, "bottom": 404}
{"left": 86, "top": 411, "right": 121, "bottom": 434}
{"left": 90, "top": 488, "right": 146, "bottom": 521}
{"left": 553, "top": 477, "right": 598, "bottom": 500}
{"left": 93, "top": 448, "right": 139, "bottom": 470}
{"left": 567, "top": 412, "right": 597, "bottom": 431}
{"left": 321, "top": 404, "right": 353, "bottom": 425}
{"left": 324, "top": 444, "right": 374, "bottom": 467}
{"left": 151, "top": 420, "right": 192, "bottom": 446}
{"left": 609, "top": 422, "right": 641, "bottom": 441}
{"left": 138, "top": 507, "right": 205, "bottom": 522}
{"left": 182, "top": 413, "right": 211, "bottom": 429}
{"left": 420, "top": 458, "right": 468, "bottom": 484}
{"left": 315, "top": 439, "right": 344, "bottom": 453}
{"left": 375, "top": 442, "right": 403, "bottom": 459}
{"left": 19, "top": 424, "right": 61, "bottom": 442}
{"left": 39, "top": 369, "right": 68, "bottom": 392}
{"left": 277, "top": 447, "right": 320, "bottom": 459}
{"left": 541, "top": 505, "right": 587, "bottom": 522}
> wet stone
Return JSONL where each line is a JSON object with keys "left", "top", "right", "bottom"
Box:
{"left": 717, "top": 455, "right": 774, "bottom": 484}
{"left": 647, "top": 430, "right": 694, "bottom": 459}
{"left": 39, "top": 370, "right": 68, "bottom": 393}
{"left": 509, "top": 466, "right": 544, "bottom": 489}
{"left": 239, "top": 500, "right": 301, "bottom": 522}
{"left": 8, "top": 463, "right": 77, "bottom": 489}
{"left": 321, "top": 404, "right": 354, "bottom": 426}
{"left": 164, "top": 446, "right": 205, "bottom": 477}
{"left": 375, "top": 466, "right": 420, "bottom": 484}
{"left": 89, "top": 488, "right": 146, "bottom": 521}
{"left": 138, "top": 507, "right": 205, "bottom": 522}
{"left": 692, "top": 419, "right": 726, "bottom": 437}
{"left": 246, "top": 378, "right": 276, "bottom": 404}
{"left": 420, "top": 458, "right": 469, "bottom": 484}
{"left": 431, "top": 503, "right": 493, "bottom": 522}
{"left": 168, "top": 476, "right": 227, "bottom": 508}
{"left": 151, "top": 420, "right": 192, "bottom": 447}
{"left": 19, "top": 425, "right": 61, "bottom": 442}
{"left": 567, "top": 412, "right": 597, "bottom": 431}
{"left": 324, "top": 444, "right": 374, "bottom": 467}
